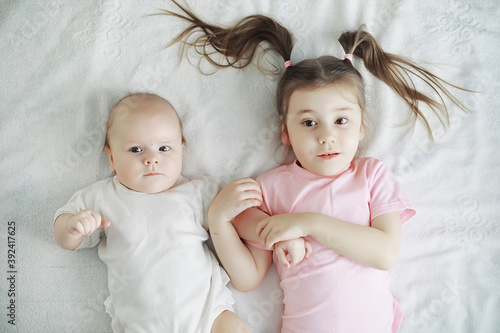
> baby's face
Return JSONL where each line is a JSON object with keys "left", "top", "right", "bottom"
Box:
{"left": 106, "top": 97, "right": 183, "bottom": 193}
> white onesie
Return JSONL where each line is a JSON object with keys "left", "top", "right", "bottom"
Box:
{"left": 55, "top": 176, "right": 234, "bottom": 333}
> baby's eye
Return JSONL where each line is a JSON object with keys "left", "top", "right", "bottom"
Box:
{"left": 130, "top": 147, "right": 143, "bottom": 153}
{"left": 335, "top": 118, "right": 348, "bottom": 125}
{"left": 159, "top": 146, "right": 171, "bottom": 152}
{"left": 302, "top": 120, "right": 317, "bottom": 127}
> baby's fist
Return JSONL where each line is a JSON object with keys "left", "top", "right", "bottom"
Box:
{"left": 67, "top": 210, "right": 110, "bottom": 236}
{"left": 274, "top": 238, "right": 312, "bottom": 268}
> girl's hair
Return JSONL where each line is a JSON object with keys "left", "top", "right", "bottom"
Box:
{"left": 161, "top": 0, "right": 470, "bottom": 140}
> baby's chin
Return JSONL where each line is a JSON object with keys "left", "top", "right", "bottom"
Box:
{"left": 138, "top": 186, "right": 173, "bottom": 194}
{"left": 119, "top": 177, "right": 179, "bottom": 194}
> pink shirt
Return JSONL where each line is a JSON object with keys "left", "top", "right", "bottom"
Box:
{"left": 256, "top": 157, "right": 415, "bottom": 333}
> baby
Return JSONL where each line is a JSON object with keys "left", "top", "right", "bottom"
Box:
{"left": 53, "top": 93, "right": 252, "bottom": 332}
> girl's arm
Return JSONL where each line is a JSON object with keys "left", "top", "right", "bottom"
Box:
{"left": 208, "top": 178, "right": 272, "bottom": 292}
{"left": 258, "top": 211, "right": 402, "bottom": 271}
{"left": 233, "top": 208, "right": 313, "bottom": 268}
{"left": 53, "top": 210, "right": 110, "bottom": 251}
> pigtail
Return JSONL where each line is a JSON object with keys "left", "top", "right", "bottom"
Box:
{"left": 339, "top": 26, "right": 471, "bottom": 137}
{"left": 161, "top": 0, "right": 294, "bottom": 71}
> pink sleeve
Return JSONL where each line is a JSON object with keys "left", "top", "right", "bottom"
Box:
{"left": 368, "top": 160, "right": 416, "bottom": 225}
{"left": 255, "top": 175, "right": 272, "bottom": 215}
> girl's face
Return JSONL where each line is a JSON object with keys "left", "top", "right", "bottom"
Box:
{"left": 105, "top": 98, "right": 184, "bottom": 194}
{"left": 283, "top": 84, "right": 364, "bottom": 177}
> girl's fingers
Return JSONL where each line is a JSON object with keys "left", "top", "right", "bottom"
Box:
{"left": 263, "top": 225, "right": 286, "bottom": 248}
{"left": 256, "top": 219, "right": 265, "bottom": 237}
{"left": 265, "top": 235, "right": 279, "bottom": 249}
{"left": 259, "top": 227, "right": 275, "bottom": 249}
{"left": 256, "top": 219, "right": 270, "bottom": 240}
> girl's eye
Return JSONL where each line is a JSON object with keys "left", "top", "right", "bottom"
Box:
{"left": 159, "top": 146, "right": 171, "bottom": 152}
{"left": 302, "top": 120, "right": 317, "bottom": 127}
{"left": 130, "top": 147, "right": 142, "bottom": 153}
{"left": 335, "top": 118, "right": 348, "bottom": 125}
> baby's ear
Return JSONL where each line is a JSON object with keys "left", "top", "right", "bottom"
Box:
{"left": 104, "top": 146, "right": 116, "bottom": 173}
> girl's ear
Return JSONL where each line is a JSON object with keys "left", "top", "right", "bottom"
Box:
{"left": 359, "top": 123, "right": 365, "bottom": 141}
{"left": 281, "top": 123, "right": 291, "bottom": 146}
{"left": 104, "top": 146, "right": 116, "bottom": 173}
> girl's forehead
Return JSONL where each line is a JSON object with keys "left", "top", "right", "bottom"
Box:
{"left": 288, "top": 85, "right": 361, "bottom": 112}
{"left": 294, "top": 82, "right": 359, "bottom": 97}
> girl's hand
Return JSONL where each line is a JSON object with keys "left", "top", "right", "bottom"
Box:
{"left": 257, "top": 213, "right": 309, "bottom": 249}
{"left": 274, "top": 238, "right": 312, "bottom": 268}
{"left": 67, "top": 209, "right": 111, "bottom": 236}
{"left": 208, "top": 178, "right": 263, "bottom": 227}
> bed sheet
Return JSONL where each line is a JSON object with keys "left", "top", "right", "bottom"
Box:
{"left": 1, "top": 0, "right": 499, "bottom": 332}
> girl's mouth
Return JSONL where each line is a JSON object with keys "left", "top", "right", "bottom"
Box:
{"left": 318, "top": 153, "right": 339, "bottom": 160}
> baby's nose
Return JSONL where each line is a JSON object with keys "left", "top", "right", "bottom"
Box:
{"left": 144, "top": 154, "right": 159, "bottom": 165}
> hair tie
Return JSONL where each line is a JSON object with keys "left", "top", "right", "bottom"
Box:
{"left": 344, "top": 54, "right": 353, "bottom": 62}
{"left": 284, "top": 60, "right": 293, "bottom": 68}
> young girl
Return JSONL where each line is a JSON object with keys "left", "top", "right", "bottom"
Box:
{"left": 163, "top": 2, "right": 469, "bottom": 332}
{"left": 53, "top": 93, "right": 260, "bottom": 333}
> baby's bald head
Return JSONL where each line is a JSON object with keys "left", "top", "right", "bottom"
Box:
{"left": 104, "top": 93, "right": 185, "bottom": 149}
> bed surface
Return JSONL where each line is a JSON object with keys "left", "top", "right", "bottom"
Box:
{"left": 1, "top": 0, "right": 499, "bottom": 332}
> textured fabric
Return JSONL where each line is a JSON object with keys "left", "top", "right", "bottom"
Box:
{"left": 2, "top": 1, "right": 498, "bottom": 332}
{"left": 55, "top": 176, "right": 234, "bottom": 333}
{"left": 256, "top": 158, "right": 415, "bottom": 333}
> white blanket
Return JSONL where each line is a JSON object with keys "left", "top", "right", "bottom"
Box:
{"left": 1, "top": 0, "right": 499, "bottom": 332}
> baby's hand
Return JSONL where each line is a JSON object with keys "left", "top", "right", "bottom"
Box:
{"left": 208, "top": 178, "right": 262, "bottom": 226}
{"left": 67, "top": 209, "right": 111, "bottom": 236}
{"left": 274, "top": 238, "right": 312, "bottom": 268}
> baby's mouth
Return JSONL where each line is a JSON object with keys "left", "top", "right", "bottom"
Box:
{"left": 144, "top": 172, "right": 162, "bottom": 176}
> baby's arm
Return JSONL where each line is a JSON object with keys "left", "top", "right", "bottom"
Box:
{"left": 258, "top": 212, "right": 401, "bottom": 270}
{"left": 53, "top": 210, "right": 110, "bottom": 251}
{"left": 208, "top": 178, "right": 272, "bottom": 292}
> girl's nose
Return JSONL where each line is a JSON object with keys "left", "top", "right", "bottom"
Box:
{"left": 318, "top": 127, "right": 336, "bottom": 144}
